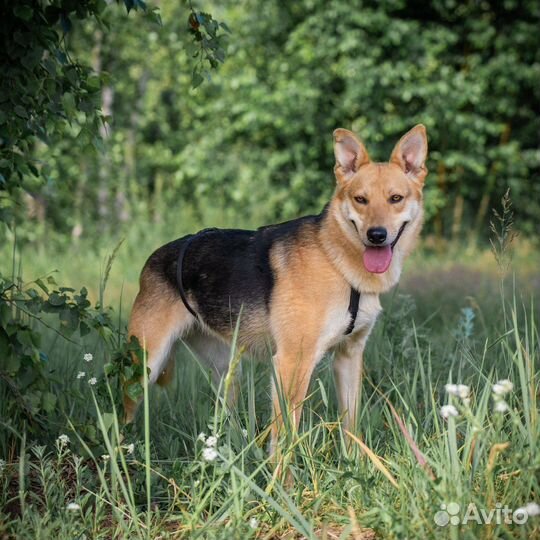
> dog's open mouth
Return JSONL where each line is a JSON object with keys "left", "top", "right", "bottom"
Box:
{"left": 363, "top": 222, "right": 408, "bottom": 274}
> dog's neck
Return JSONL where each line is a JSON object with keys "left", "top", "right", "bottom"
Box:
{"left": 318, "top": 199, "right": 422, "bottom": 294}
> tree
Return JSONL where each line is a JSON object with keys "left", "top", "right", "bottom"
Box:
{"left": 0, "top": 0, "right": 227, "bottom": 226}
{"left": 16, "top": 0, "right": 538, "bottom": 241}
{"left": 0, "top": 0, "right": 228, "bottom": 449}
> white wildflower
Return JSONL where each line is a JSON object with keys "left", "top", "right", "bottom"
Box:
{"left": 101, "top": 454, "right": 110, "bottom": 462}
{"left": 494, "top": 400, "right": 509, "bottom": 413}
{"left": 125, "top": 443, "right": 135, "bottom": 455}
{"left": 57, "top": 434, "right": 70, "bottom": 447}
{"left": 242, "top": 429, "right": 248, "bottom": 437}
{"left": 66, "top": 502, "right": 81, "bottom": 511}
{"left": 88, "top": 377, "right": 97, "bottom": 386}
{"left": 445, "top": 383, "right": 470, "bottom": 400}
{"left": 205, "top": 435, "right": 218, "bottom": 447}
{"left": 492, "top": 379, "right": 513, "bottom": 396}
{"left": 194, "top": 479, "right": 200, "bottom": 487}
{"left": 249, "top": 517, "right": 259, "bottom": 529}
{"left": 202, "top": 447, "right": 218, "bottom": 462}
{"left": 523, "top": 502, "right": 540, "bottom": 517}
{"left": 76, "top": 371, "right": 86, "bottom": 379}
{"left": 84, "top": 353, "right": 93, "bottom": 362}
{"left": 440, "top": 404, "right": 459, "bottom": 419}
{"left": 197, "top": 432, "right": 206, "bottom": 443}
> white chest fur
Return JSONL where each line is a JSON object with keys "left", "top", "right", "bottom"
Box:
{"left": 315, "top": 291, "right": 382, "bottom": 358}
{"left": 352, "top": 292, "right": 382, "bottom": 335}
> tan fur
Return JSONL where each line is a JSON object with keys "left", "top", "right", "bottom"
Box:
{"left": 124, "top": 270, "right": 194, "bottom": 422}
{"left": 125, "top": 125, "right": 428, "bottom": 457}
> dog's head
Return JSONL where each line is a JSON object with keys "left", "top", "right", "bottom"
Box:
{"left": 332, "top": 125, "right": 428, "bottom": 274}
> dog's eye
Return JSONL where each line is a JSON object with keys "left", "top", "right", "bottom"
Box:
{"left": 354, "top": 196, "right": 368, "bottom": 205}
{"left": 390, "top": 194, "right": 404, "bottom": 203}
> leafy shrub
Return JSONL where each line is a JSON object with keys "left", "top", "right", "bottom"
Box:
{"left": 0, "top": 271, "right": 144, "bottom": 453}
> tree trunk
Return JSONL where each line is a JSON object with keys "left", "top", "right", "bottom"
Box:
{"left": 93, "top": 29, "right": 114, "bottom": 232}
{"left": 125, "top": 70, "right": 149, "bottom": 214}
{"left": 451, "top": 192, "right": 464, "bottom": 241}
{"left": 434, "top": 160, "right": 447, "bottom": 247}
{"left": 472, "top": 123, "right": 512, "bottom": 240}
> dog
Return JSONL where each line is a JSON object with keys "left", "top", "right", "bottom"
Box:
{"left": 125, "top": 125, "right": 428, "bottom": 453}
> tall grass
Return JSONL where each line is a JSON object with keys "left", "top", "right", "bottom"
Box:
{"left": 1, "top": 277, "right": 538, "bottom": 538}
{"left": 1, "top": 205, "right": 539, "bottom": 538}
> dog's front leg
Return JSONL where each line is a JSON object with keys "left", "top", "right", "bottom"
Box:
{"left": 269, "top": 348, "right": 318, "bottom": 458}
{"left": 333, "top": 332, "right": 369, "bottom": 433}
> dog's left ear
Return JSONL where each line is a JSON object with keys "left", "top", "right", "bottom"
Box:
{"left": 390, "top": 124, "right": 428, "bottom": 184}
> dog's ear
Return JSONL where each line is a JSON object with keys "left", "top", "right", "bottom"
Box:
{"left": 390, "top": 124, "right": 428, "bottom": 183}
{"left": 333, "top": 129, "right": 370, "bottom": 183}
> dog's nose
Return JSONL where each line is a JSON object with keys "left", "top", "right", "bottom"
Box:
{"left": 367, "top": 227, "right": 387, "bottom": 245}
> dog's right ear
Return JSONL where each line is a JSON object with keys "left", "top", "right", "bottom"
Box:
{"left": 333, "top": 129, "right": 370, "bottom": 184}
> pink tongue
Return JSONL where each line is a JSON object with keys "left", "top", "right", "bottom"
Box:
{"left": 363, "top": 245, "right": 393, "bottom": 273}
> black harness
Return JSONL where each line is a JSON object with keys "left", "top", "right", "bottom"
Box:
{"left": 176, "top": 233, "right": 200, "bottom": 321}
{"left": 176, "top": 230, "right": 362, "bottom": 336}
{"left": 345, "top": 288, "right": 361, "bottom": 335}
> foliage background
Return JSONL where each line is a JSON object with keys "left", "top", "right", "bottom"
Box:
{"left": 2, "top": 0, "right": 539, "bottom": 249}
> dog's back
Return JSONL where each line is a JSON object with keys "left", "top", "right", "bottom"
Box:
{"left": 141, "top": 213, "right": 324, "bottom": 345}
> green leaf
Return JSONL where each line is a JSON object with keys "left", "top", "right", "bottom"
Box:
{"left": 48, "top": 292, "right": 66, "bottom": 306}
{"left": 14, "top": 106, "right": 28, "bottom": 119}
{"left": 192, "top": 72, "right": 204, "bottom": 88}
{"left": 42, "top": 392, "right": 57, "bottom": 412}
{"left": 5, "top": 353, "right": 21, "bottom": 373}
{"left": 0, "top": 331, "right": 11, "bottom": 359}
{"left": 60, "top": 306, "right": 79, "bottom": 332}
{"left": 86, "top": 75, "right": 101, "bottom": 91}
{"left": 104, "top": 362, "right": 115, "bottom": 376}
{"left": 0, "top": 303, "right": 11, "bottom": 324}
{"left": 18, "top": 329, "right": 37, "bottom": 350}
{"left": 59, "top": 287, "right": 75, "bottom": 293}
{"left": 60, "top": 14, "right": 72, "bottom": 34}
{"left": 80, "top": 321, "right": 91, "bottom": 337}
{"left": 126, "top": 381, "right": 143, "bottom": 401}
{"left": 61, "top": 93, "right": 76, "bottom": 119}
{"left": 102, "top": 412, "right": 115, "bottom": 431}
{"left": 123, "top": 366, "right": 134, "bottom": 380}
{"left": 43, "top": 58, "right": 57, "bottom": 75}
{"left": 35, "top": 278, "right": 49, "bottom": 294}
{"left": 13, "top": 5, "right": 33, "bottom": 21}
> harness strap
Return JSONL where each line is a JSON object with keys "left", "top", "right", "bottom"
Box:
{"left": 345, "top": 288, "right": 361, "bottom": 335}
{"left": 176, "top": 234, "right": 199, "bottom": 320}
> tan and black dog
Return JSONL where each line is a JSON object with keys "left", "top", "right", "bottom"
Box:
{"left": 125, "top": 125, "right": 428, "bottom": 451}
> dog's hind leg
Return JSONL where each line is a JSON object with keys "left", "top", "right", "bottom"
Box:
{"left": 184, "top": 331, "right": 241, "bottom": 407}
{"left": 124, "top": 275, "right": 195, "bottom": 423}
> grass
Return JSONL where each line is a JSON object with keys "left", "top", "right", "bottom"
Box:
{"left": 1, "top": 217, "right": 539, "bottom": 538}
